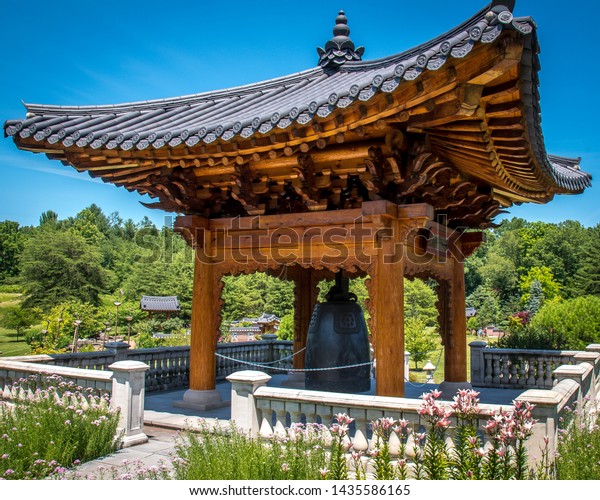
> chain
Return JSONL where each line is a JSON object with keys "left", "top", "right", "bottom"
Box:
{"left": 246, "top": 346, "right": 306, "bottom": 365}
{"left": 215, "top": 352, "right": 372, "bottom": 372}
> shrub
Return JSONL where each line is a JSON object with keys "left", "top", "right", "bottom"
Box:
{"left": 498, "top": 295, "right": 600, "bottom": 350}
{"left": 497, "top": 324, "right": 568, "bottom": 350}
{"left": 0, "top": 375, "right": 120, "bottom": 479}
{"left": 529, "top": 295, "right": 600, "bottom": 350}
{"left": 171, "top": 421, "right": 329, "bottom": 480}
{"left": 168, "top": 390, "right": 538, "bottom": 481}
{"left": 555, "top": 400, "right": 600, "bottom": 479}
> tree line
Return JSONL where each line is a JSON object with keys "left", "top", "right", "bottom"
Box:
{"left": 0, "top": 204, "right": 598, "bottom": 354}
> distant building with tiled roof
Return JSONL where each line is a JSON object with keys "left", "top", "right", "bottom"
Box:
{"left": 140, "top": 295, "right": 180, "bottom": 317}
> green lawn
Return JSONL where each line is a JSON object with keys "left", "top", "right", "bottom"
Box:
{"left": 408, "top": 334, "right": 480, "bottom": 384}
{"left": 0, "top": 292, "right": 31, "bottom": 357}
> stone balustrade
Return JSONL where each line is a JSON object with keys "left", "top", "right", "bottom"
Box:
{"left": 127, "top": 345, "right": 190, "bottom": 392}
{"left": 0, "top": 358, "right": 114, "bottom": 394}
{"left": 228, "top": 369, "right": 507, "bottom": 459}
{"left": 470, "top": 341, "right": 600, "bottom": 390}
{"left": 216, "top": 335, "right": 294, "bottom": 380}
{"left": 227, "top": 351, "right": 599, "bottom": 466}
{"left": 2, "top": 337, "right": 294, "bottom": 393}
{"left": 0, "top": 358, "right": 149, "bottom": 448}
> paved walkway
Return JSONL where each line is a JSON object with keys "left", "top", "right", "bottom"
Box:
{"left": 75, "top": 376, "right": 523, "bottom": 479}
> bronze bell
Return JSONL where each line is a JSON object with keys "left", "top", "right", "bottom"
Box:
{"left": 305, "top": 272, "right": 371, "bottom": 393}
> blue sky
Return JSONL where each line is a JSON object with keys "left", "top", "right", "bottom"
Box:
{"left": 1, "top": 0, "right": 598, "bottom": 228}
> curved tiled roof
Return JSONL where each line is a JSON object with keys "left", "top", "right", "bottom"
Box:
{"left": 3, "top": 1, "right": 592, "bottom": 199}
{"left": 5, "top": 5, "right": 506, "bottom": 151}
{"left": 140, "top": 295, "right": 180, "bottom": 312}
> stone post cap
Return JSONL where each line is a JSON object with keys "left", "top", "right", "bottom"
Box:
{"left": 226, "top": 370, "right": 272, "bottom": 384}
{"left": 105, "top": 341, "right": 131, "bottom": 350}
{"left": 586, "top": 344, "right": 600, "bottom": 352}
{"left": 261, "top": 334, "right": 278, "bottom": 341}
{"left": 109, "top": 360, "right": 150, "bottom": 372}
{"left": 554, "top": 362, "right": 592, "bottom": 377}
{"left": 468, "top": 340, "right": 488, "bottom": 348}
{"left": 516, "top": 388, "right": 564, "bottom": 406}
{"left": 574, "top": 351, "right": 600, "bottom": 361}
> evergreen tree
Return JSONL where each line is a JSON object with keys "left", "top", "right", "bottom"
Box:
{"left": 527, "top": 279, "right": 544, "bottom": 316}
{"left": 0, "top": 221, "right": 24, "bottom": 280}
{"left": 19, "top": 228, "right": 108, "bottom": 310}
{"left": 574, "top": 224, "right": 600, "bottom": 296}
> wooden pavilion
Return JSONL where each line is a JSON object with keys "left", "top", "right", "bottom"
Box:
{"left": 4, "top": 1, "right": 591, "bottom": 407}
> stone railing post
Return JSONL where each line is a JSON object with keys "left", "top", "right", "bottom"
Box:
{"left": 404, "top": 351, "right": 410, "bottom": 382}
{"left": 587, "top": 344, "right": 600, "bottom": 355}
{"left": 109, "top": 360, "right": 150, "bottom": 448}
{"left": 554, "top": 363, "right": 593, "bottom": 403}
{"left": 586, "top": 345, "right": 600, "bottom": 391}
{"left": 576, "top": 351, "right": 600, "bottom": 397}
{"left": 516, "top": 387, "right": 564, "bottom": 463}
{"left": 105, "top": 341, "right": 131, "bottom": 362}
{"left": 226, "top": 370, "right": 272, "bottom": 436}
{"left": 469, "top": 341, "right": 487, "bottom": 386}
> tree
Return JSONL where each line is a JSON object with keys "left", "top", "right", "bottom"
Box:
{"left": 276, "top": 313, "right": 294, "bottom": 341}
{"left": 467, "top": 285, "right": 502, "bottom": 329}
{"left": 0, "top": 306, "right": 36, "bottom": 342}
{"left": 529, "top": 295, "right": 600, "bottom": 350}
{"left": 404, "top": 317, "right": 438, "bottom": 369}
{"left": 0, "top": 221, "right": 24, "bottom": 281}
{"left": 404, "top": 278, "right": 438, "bottom": 327}
{"left": 28, "top": 300, "right": 104, "bottom": 352}
{"left": 73, "top": 207, "right": 106, "bottom": 245}
{"left": 573, "top": 224, "right": 600, "bottom": 297}
{"left": 39, "top": 210, "right": 58, "bottom": 227}
{"left": 527, "top": 279, "right": 544, "bottom": 316}
{"left": 519, "top": 266, "right": 561, "bottom": 308}
{"left": 524, "top": 220, "right": 589, "bottom": 297}
{"left": 19, "top": 228, "right": 108, "bottom": 310}
{"left": 479, "top": 252, "right": 518, "bottom": 303}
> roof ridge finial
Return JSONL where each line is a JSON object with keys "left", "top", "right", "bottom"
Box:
{"left": 317, "top": 10, "right": 364, "bottom": 70}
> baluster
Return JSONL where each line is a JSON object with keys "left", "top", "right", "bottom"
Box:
{"left": 286, "top": 401, "right": 302, "bottom": 426}
{"left": 545, "top": 358, "right": 554, "bottom": 388}
{"left": 301, "top": 402, "right": 317, "bottom": 425}
{"left": 225, "top": 347, "right": 232, "bottom": 376}
{"left": 274, "top": 403, "right": 288, "bottom": 437}
{"left": 351, "top": 408, "right": 369, "bottom": 454}
{"left": 318, "top": 404, "right": 333, "bottom": 429}
{"left": 509, "top": 356, "right": 518, "bottom": 385}
{"left": 492, "top": 355, "right": 501, "bottom": 385}
{"left": 157, "top": 352, "right": 164, "bottom": 390}
{"left": 484, "top": 354, "right": 493, "bottom": 385}
{"left": 501, "top": 355, "right": 510, "bottom": 385}
{"left": 257, "top": 399, "right": 274, "bottom": 438}
{"left": 516, "top": 355, "right": 525, "bottom": 386}
{"left": 536, "top": 358, "right": 545, "bottom": 387}
{"left": 526, "top": 356, "right": 536, "bottom": 386}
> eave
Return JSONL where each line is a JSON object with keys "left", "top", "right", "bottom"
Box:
{"left": 3, "top": 1, "right": 592, "bottom": 227}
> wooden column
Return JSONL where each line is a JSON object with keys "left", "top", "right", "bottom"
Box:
{"left": 292, "top": 267, "right": 318, "bottom": 369}
{"left": 371, "top": 236, "right": 405, "bottom": 397}
{"left": 189, "top": 230, "right": 218, "bottom": 391}
{"left": 444, "top": 258, "right": 467, "bottom": 382}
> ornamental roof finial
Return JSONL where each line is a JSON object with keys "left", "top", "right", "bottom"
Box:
{"left": 317, "top": 10, "right": 364, "bottom": 69}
